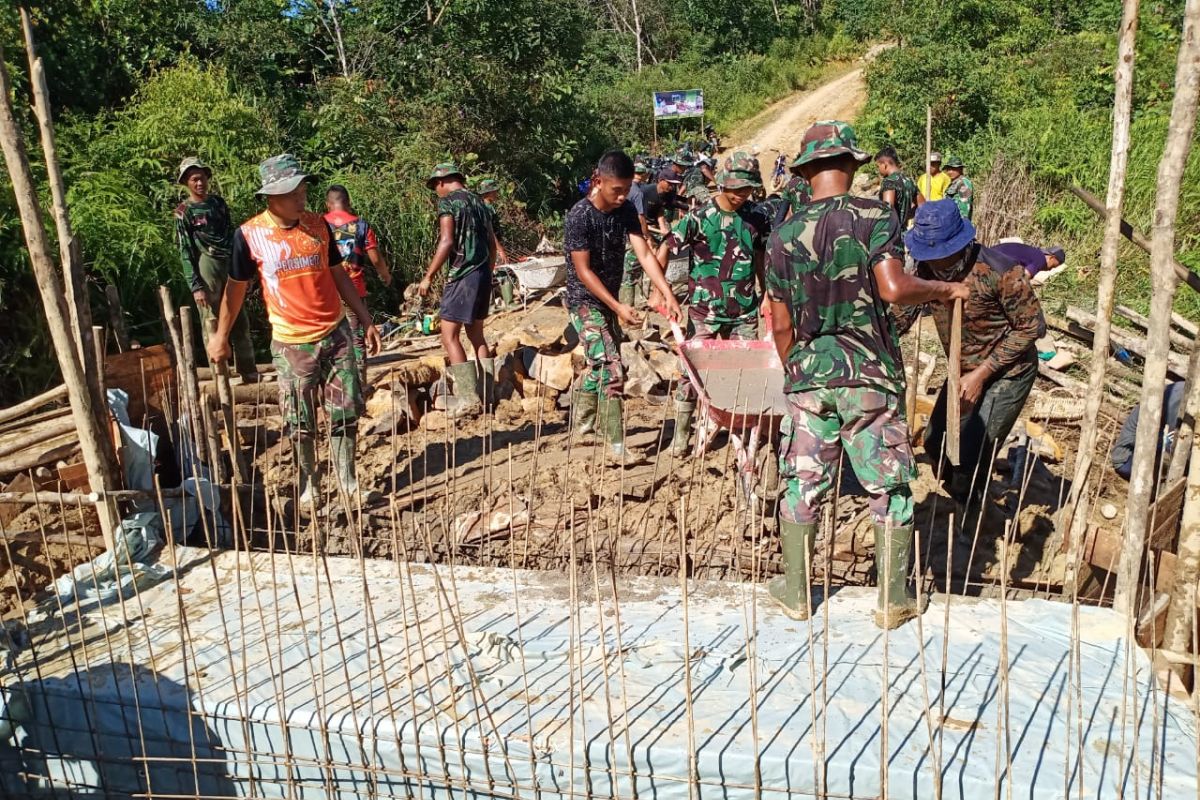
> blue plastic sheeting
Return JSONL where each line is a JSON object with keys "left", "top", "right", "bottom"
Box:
{"left": 2, "top": 551, "right": 1196, "bottom": 798}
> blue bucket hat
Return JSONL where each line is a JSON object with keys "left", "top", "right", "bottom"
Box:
{"left": 904, "top": 199, "right": 976, "bottom": 261}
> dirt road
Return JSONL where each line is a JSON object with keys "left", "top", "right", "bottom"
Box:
{"left": 729, "top": 47, "right": 888, "bottom": 186}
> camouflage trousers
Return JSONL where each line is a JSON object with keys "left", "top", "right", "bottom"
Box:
{"left": 676, "top": 316, "right": 759, "bottom": 403}
{"left": 621, "top": 245, "right": 643, "bottom": 289}
{"left": 569, "top": 305, "right": 624, "bottom": 398}
{"left": 778, "top": 386, "right": 916, "bottom": 526}
{"left": 343, "top": 302, "right": 369, "bottom": 390}
{"left": 271, "top": 319, "right": 361, "bottom": 438}
{"left": 195, "top": 253, "right": 256, "bottom": 379}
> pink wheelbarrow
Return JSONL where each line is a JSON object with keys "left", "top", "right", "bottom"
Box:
{"left": 667, "top": 313, "right": 787, "bottom": 501}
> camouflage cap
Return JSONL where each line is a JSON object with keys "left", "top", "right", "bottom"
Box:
{"left": 633, "top": 161, "right": 650, "bottom": 175}
{"left": 789, "top": 121, "right": 870, "bottom": 170}
{"left": 943, "top": 155, "right": 965, "bottom": 169}
{"left": 426, "top": 161, "right": 465, "bottom": 189}
{"left": 476, "top": 178, "right": 500, "bottom": 195}
{"left": 255, "top": 154, "right": 311, "bottom": 196}
{"left": 177, "top": 156, "right": 211, "bottom": 185}
{"left": 717, "top": 150, "right": 762, "bottom": 189}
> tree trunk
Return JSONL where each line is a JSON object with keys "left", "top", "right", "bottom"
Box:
{"left": 1060, "top": 0, "right": 1139, "bottom": 592}
{"left": 630, "top": 0, "right": 643, "bottom": 72}
{"left": 19, "top": 7, "right": 95, "bottom": 373}
{"left": 0, "top": 41, "right": 118, "bottom": 548}
{"left": 1117, "top": 0, "right": 1200, "bottom": 614}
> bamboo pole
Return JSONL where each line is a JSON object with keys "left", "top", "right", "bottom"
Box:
{"left": 18, "top": 6, "right": 94, "bottom": 370}
{"left": 1117, "top": 0, "right": 1200, "bottom": 614}
{"left": 0, "top": 40, "right": 117, "bottom": 549}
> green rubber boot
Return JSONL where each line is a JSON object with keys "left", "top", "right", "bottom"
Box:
{"left": 444, "top": 361, "right": 482, "bottom": 419}
{"left": 331, "top": 431, "right": 359, "bottom": 495}
{"left": 767, "top": 521, "right": 817, "bottom": 620}
{"left": 477, "top": 357, "right": 497, "bottom": 410}
{"left": 669, "top": 400, "right": 696, "bottom": 457}
{"left": 600, "top": 396, "right": 645, "bottom": 465}
{"left": 618, "top": 284, "right": 635, "bottom": 307}
{"left": 573, "top": 388, "right": 599, "bottom": 438}
{"left": 295, "top": 435, "right": 318, "bottom": 507}
{"left": 873, "top": 523, "right": 926, "bottom": 629}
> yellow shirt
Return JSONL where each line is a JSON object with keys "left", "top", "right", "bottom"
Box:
{"left": 918, "top": 172, "right": 951, "bottom": 202}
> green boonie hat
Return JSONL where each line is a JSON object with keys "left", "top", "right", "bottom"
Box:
{"left": 177, "top": 157, "right": 211, "bottom": 185}
{"left": 634, "top": 161, "right": 650, "bottom": 175}
{"left": 672, "top": 150, "right": 695, "bottom": 167}
{"left": 426, "top": 162, "right": 465, "bottom": 189}
{"left": 789, "top": 121, "right": 871, "bottom": 171}
{"left": 255, "top": 154, "right": 311, "bottom": 196}
{"left": 944, "top": 156, "right": 965, "bottom": 169}
{"left": 476, "top": 178, "right": 500, "bottom": 195}
{"left": 718, "top": 150, "right": 762, "bottom": 189}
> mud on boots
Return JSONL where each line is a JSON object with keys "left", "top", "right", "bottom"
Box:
{"left": 571, "top": 384, "right": 600, "bottom": 439}
{"left": 416, "top": 161, "right": 499, "bottom": 409}
{"left": 668, "top": 399, "right": 696, "bottom": 457}
{"left": 598, "top": 395, "right": 646, "bottom": 466}
{"left": 561, "top": 149, "right": 682, "bottom": 462}
{"left": 767, "top": 520, "right": 817, "bottom": 620}
{"left": 873, "top": 522, "right": 927, "bottom": 629}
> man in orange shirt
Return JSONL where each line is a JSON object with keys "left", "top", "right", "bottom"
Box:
{"left": 207, "top": 154, "right": 381, "bottom": 510}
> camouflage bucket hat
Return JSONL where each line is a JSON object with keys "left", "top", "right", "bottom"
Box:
{"left": 718, "top": 151, "right": 762, "bottom": 189}
{"left": 177, "top": 156, "right": 211, "bottom": 185}
{"left": 789, "top": 121, "right": 871, "bottom": 171}
{"left": 476, "top": 178, "right": 500, "bottom": 195}
{"left": 633, "top": 161, "right": 650, "bottom": 175}
{"left": 426, "top": 162, "right": 464, "bottom": 189}
{"left": 943, "top": 155, "right": 965, "bottom": 169}
{"left": 255, "top": 154, "right": 310, "bottom": 196}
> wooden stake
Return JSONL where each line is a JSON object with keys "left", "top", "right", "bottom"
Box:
{"left": 19, "top": 7, "right": 94, "bottom": 370}
{"left": 924, "top": 105, "right": 933, "bottom": 199}
{"left": 180, "top": 308, "right": 224, "bottom": 484}
{"left": 1117, "top": 0, "right": 1200, "bottom": 614}
{"left": 0, "top": 39, "right": 117, "bottom": 549}
{"left": 205, "top": 318, "right": 250, "bottom": 484}
{"left": 946, "top": 299, "right": 962, "bottom": 466}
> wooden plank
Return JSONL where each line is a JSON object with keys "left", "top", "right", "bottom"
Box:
{"left": 947, "top": 299, "right": 962, "bottom": 465}
{"left": 103, "top": 344, "right": 174, "bottom": 421}
{"left": 1148, "top": 477, "right": 1187, "bottom": 551}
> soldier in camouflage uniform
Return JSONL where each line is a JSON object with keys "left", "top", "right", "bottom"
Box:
{"left": 901, "top": 200, "right": 1045, "bottom": 508}
{"left": 766, "top": 122, "right": 968, "bottom": 628}
{"left": 943, "top": 156, "right": 975, "bottom": 220}
{"left": 565, "top": 150, "right": 682, "bottom": 465}
{"left": 657, "top": 150, "right": 768, "bottom": 456}
{"left": 207, "top": 154, "right": 382, "bottom": 510}
{"left": 418, "top": 162, "right": 500, "bottom": 417}
{"left": 874, "top": 146, "right": 919, "bottom": 235}
{"left": 174, "top": 157, "right": 257, "bottom": 382}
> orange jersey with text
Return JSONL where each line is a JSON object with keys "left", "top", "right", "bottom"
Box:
{"left": 230, "top": 210, "right": 345, "bottom": 344}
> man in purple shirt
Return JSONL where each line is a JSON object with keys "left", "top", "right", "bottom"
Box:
{"left": 991, "top": 241, "right": 1066, "bottom": 277}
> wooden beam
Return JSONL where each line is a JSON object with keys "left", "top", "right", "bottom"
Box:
{"left": 946, "top": 299, "right": 962, "bottom": 465}
{"left": 1069, "top": 184, "right": 1200, "bottom": 295}
{"left": 0, "top": 383, "right": 66, "bottom": 426}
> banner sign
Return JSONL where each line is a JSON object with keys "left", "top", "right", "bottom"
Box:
{"left": 653, "top": 89, "right": 704, "bottom": 119}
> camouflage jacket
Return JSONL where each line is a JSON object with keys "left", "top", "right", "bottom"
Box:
{"left": 437, "top": 188, "right": 494, "bottom": 282}
{"left": 880, "top": 172, "right": 918, "bottom": 231}
{"left": 766, "top": 194, "right": 905, "bottom": 395}
{"left": 914, "top": 243, "right": 1045, "bottom": 380}
{"left": 666, "top": 198, "right": 768, "bottom": 324}
{"left": 946, "top": 176, "right": 975, "bottom": 220}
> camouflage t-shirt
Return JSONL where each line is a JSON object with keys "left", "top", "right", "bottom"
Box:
{"left": 880, "top": 172, "right": 918, "bottom": 230}
{"left": 765, "top": 195, "right": 905, "bottom": 395}
{"left": 437, "top": 188, "right": 494, "bottom": 283}
{"left": 946, "top": 175, "right": 975, "bottom": 220}
{"left": 667, "top": 198, "right": 767, "bottom": 324}
{"left": 175, "top": 195, "right": 233, "bottom": 291}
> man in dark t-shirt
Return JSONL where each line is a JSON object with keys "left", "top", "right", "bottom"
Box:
{"left": 991, "top": 241, "right": 1066, "bottom": 278}
{"left": 565, "top": 149, "right": 681, "bottom": 464}
{"left": 621, "top": 175, "right": 672, "bottom": 305}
